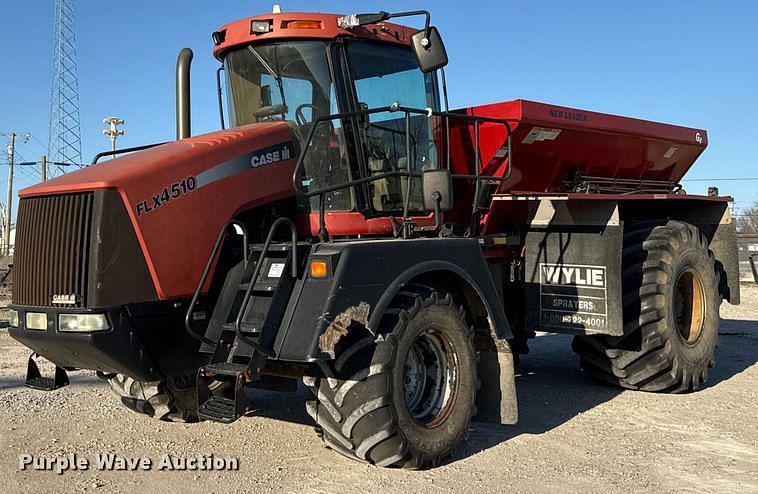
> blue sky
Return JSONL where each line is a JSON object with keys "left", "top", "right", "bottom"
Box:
{"left": 1, "top": 1, "right": 756, "bottom": 218}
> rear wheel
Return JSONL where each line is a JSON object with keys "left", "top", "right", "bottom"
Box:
{"left": 572, "top": 220, "right": 721, "bottom": 392}
{"left": 305, "top": 285, "right": 478, "bottom": 468}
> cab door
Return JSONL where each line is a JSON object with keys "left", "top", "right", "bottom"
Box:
{"left": 342, "top": 39, "right": 442, "bottom": 217}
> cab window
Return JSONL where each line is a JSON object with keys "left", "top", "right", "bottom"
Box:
{"left": 346, "top": 40, "right": 440, "bottom": 213}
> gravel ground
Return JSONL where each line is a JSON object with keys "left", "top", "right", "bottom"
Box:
{"left": 0, "top": 286, "right": 756, "bottom": 493}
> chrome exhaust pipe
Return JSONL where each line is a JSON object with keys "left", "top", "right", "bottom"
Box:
{"left": 176, "top": 48, "right": 193, "bottom": 140}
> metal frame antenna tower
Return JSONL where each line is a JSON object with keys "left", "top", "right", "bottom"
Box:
{"left": 48, "top": 0, "right": 83, "bottom": 177}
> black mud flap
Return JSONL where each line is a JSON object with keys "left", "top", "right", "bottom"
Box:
{"left": 25, "top": 353, "right": 70, "bottom": 391}
{"left": 524, "top": 199, "right": 624, "bottom": 336}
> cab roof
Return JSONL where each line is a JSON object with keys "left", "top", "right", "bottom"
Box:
{"left": 212, "top": 12, "right": 415, "bottom": 60}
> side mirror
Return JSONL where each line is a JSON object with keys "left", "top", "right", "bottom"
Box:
{"left": 422, "top": 169, "right": 453, "bottom": 213}
{"left": 411, "top": 26, "right": 448, "bottom": 73}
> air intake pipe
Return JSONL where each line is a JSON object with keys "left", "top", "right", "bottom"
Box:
{"left": 176, "top": 48, "right": 193, "bottom": 140}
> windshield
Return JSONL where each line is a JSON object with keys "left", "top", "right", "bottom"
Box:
{"left": 224, "top": 41, "right": 336, "bottom": 127}
{"left": 225, "top": 41, "right": 355, "bottom": 212}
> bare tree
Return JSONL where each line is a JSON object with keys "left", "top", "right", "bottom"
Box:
{"left": 737, "top": 202, "right": 758, "bottom": 234}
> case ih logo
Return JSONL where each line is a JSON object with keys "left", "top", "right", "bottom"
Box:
{"left": 52, "top": 294, "right": 78, "bottom": 305}
{"left": 250, "top": 142, "right": 293, "bottom": 168}
{"left": 540, "top": 264, "right": 606, "bottom": 288}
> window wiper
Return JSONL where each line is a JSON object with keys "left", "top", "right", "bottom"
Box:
{"left": 248, "top": 45, "right": 287, "bottom": 118}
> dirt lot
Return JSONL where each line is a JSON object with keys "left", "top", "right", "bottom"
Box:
{"left": 0, "top": 287, "right": 756, "bottom": 493}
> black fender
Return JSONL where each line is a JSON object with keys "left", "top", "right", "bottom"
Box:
{"left": 367, "top": 259, "right": 512, "bottom": 340}
{"left": 273, "top": 237, "right": 512, "bottom": 361}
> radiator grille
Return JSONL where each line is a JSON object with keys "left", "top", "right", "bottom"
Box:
{"left": 12, "top": 193, "right": 94, "bottom": 307}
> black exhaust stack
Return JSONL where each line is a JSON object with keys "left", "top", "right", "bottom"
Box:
{"left": 176, "top": 48, "right": 193, "bottom": 140}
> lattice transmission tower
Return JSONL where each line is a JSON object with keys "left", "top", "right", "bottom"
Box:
{"left": 48, "top": 0, "right": 83, "bottom": 176}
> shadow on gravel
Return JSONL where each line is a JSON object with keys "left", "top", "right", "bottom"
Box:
{"left": 704, "top": 318, "right": 758, "bottom": 389}
{"left": 244, "top": 387, "right": 312, "bottom": 426}
{"left": 459, "top": 319, "right": 757, "bottom": 461}
{"left": 0, "top": 372, "right": 105, "bottom": 392}
{"left": 0, "top": 376, "right": 25, "bottom": 391}
{"left": 460, "top": 333, "right": 623, "bottom": 460}
{"left": 242, "top": 320, "right": 757, "bottom": 461}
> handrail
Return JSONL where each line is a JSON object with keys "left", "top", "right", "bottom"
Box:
{"left": 91, "top": 142, "right": 168, "bottom": 165}
{"left": 184, "top": 220, "right": 249, "bottom": 346}
{"left": 292, "top": 104, "right": 514, "bottom": 197}
{"left": 291, "top": 104, "right": 515, "bottom": 237}
{"left": 234, "top": 217, "right": 299, "bottom": 358}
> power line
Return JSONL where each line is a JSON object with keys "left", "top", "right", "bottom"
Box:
{"left": 9, "top": 149, "right": 39, "bottom": 183}
{"left": 9, "top": 161, "right": 80, "bottom": 167}
{"left": 17, "top": 138, "right": 46, "bottom": 155}
{"left": 30, "top": 134, "right": 48, "bottom": 154}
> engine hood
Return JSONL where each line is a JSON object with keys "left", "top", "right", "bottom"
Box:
{"left": 17, "top": 121, "right": 299, "bottom": 300}
{"left": 21, "top": 121, "right": 294, "bottom": 198}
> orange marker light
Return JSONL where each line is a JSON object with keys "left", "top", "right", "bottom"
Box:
{"left": 310, "top": 260, "right": 328, "bottom": 278}
{"left": 283, "top": 20, "right": 322, "bottom": 30}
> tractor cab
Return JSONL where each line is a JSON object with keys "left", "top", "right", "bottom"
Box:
{"left": 214, "top": 11, "right": 460, "bottom": 236}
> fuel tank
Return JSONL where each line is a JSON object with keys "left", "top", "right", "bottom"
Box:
{"left": 18, "top": 122, "right": 297, "bottom": 301}
{"left": 448, "top": 99, "right": 708, "bottom": 192}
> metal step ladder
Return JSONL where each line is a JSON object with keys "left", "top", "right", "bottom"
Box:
{"left": 185, "top": 218, "right": 299, "bottom": 423}
{"left": 24, "top": 353, "right": 70, "bottom": 391}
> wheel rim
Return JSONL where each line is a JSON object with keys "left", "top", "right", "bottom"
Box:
{"left": 673, "top": 269, "right": 705, "bottom": 344}
{"left": 402, "top": 329, "right": 458, "bottom": 428}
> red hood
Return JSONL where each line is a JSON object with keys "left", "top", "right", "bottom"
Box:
{"left": 18, "top": 121, "right": 298, "bottom": 300}
{"left": 21, "top": 121, "right": 293, "bottom": 198}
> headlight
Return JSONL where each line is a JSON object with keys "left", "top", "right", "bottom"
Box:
{"left": 58, "top": 314, "right": 110, "bottom": 333}
{"left": 8, "top": 309, "right": 19, "bottom": 328}
{"left": 25, "top": 312, "right": 48, "bottom": 331}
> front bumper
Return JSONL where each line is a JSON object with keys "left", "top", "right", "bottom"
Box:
{"left": 7, "top": 304, "right": 161, "bottom": 381}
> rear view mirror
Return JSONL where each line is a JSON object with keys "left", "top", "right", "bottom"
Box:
{"left": 422, "top": 169, "right": 453, "bottom": 213}
{"left": 411, "top": 26, "right": 448, "bottom": 73}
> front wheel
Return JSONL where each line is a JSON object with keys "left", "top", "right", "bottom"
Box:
{"left": 103, "top": 373, "right": 200, "bottom": 422}
{"left": 305, "top": 285, "right": 478, "bottom": 468}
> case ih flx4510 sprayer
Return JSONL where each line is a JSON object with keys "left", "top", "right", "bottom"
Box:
{"left": 8, "top": 9, "right": 740, "bottom": 468}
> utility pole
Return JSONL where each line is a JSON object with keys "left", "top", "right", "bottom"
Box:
{"left": 41, "top": 155, "right": 47, "bottom": 182}
{"left": 0, "top": 205, "right": 5, "bottom": 248}
{"left": 4, "top": 133, "right": 16, "bottom": 257}
{"left": 102, "top": 117, "right": 124, "bottom": 157}
{"left": 1, "top": 132, "right": 30, "bottom": 256}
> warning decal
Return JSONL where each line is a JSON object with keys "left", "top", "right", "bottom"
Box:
{"left": 539, "top": 263, "right": 608, "bottom": 332}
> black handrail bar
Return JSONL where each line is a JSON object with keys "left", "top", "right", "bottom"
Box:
{"left": 233, "top": 217, "right": 298, "bottom": 358}
{"left": 291, "top": 104, "right": 515, "bottom": 237}
{"left": 185, "top": 220, "right": 249, "bottom": 346}
{"left": 292, "top": 104, "right": 515, "bottom": 196}
{"left": 91, "top": 142, "right": 168, "bottom": 165}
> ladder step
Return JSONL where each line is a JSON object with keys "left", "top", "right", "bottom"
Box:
{"left": 205, "top": 362, "right": 248, "bottom": 376}
{"left": 197, "top": 397, "right": 239, "bottom": 424}
{"left": 24, "top": 354, "right": 70, "bottom": 392}
{"left": 238, "top": 282, "right": 277, "bottom": 293}
{"left": 26, "top": 376, "right": 59, "bottom": 391}
{"left": 222, "top": 322, "right": 260, "bottom": 333}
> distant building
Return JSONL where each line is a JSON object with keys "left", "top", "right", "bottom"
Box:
{"left": 738, "top": 233, "right": 758, "bottom": 282}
